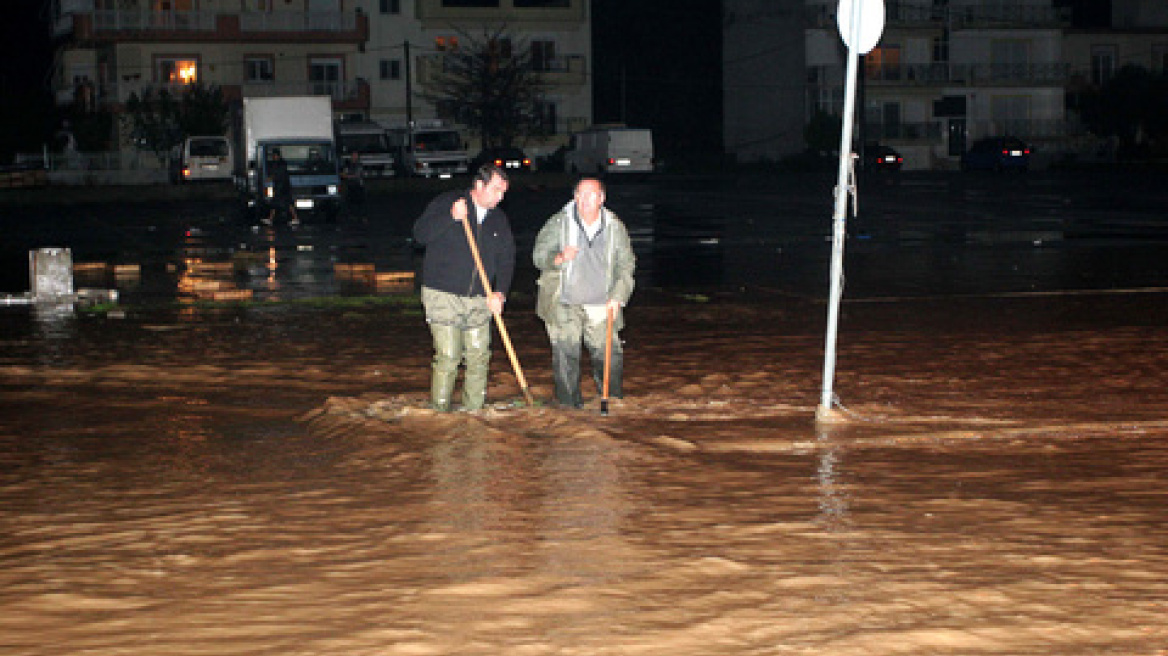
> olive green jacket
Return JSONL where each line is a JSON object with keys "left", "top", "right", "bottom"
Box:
{"left": 532, "top": 201, "right": 636, "bottom": 329}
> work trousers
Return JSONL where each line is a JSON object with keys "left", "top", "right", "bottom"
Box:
{"left": 545, "top": 303, "right": 622, "bottom": 408}
{"left": 421, "top": 286, "right": 493, "bottom": 411}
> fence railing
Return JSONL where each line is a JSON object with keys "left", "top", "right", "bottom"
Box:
{"left": 15, "top": 150, "right": 158, "bottom": 172}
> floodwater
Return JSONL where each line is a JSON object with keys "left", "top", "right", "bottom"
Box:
{"left": 2, "top": 171, "right": 1168, "bottom": 654}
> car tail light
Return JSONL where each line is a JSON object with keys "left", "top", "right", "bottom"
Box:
{"left": 494, "top": 158, "right": 504, "bottom": 166}
{"left": 182, "top": 166, "right": 191, "bottom": 178}
{"left": 608, "top": 157, "right": 615, "bottom": 165}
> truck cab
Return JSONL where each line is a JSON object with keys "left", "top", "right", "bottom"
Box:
{"left": 236, "top": 96, "right": 342, "bottom": 221}
{"left": 386, "top": 121, "right": 470, "bottom": 178}
{"left": 334, "top": 120, "right": 395, "bottom": 177}
{"left": 254, "top": 140, "right": 340, "bottom": 216}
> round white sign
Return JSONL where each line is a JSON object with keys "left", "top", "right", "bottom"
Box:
{"left": 837, "top": 0, "right": 886, "bottom": 55}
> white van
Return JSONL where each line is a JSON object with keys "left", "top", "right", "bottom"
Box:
{"left": 172, "top": 136, "right": 233, "bottom": 183}
{"left": 565, "top": 126, "right": 654, "bottom": 175}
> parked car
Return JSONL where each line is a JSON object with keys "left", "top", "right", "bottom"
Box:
{"left": 470, "top": 147, "right": 531, "bottom": 173}
{"left": 866, "top": 145, "right": 903, "bottom": 172}
{"left": 960, "top": 137, "right": 1031, "bottom": 172}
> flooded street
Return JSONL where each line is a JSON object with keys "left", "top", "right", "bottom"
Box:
{"left": 2, "top": 171, "right": 1168, "bottom": 653}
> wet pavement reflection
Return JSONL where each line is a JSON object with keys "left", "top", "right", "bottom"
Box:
{"left": 2, "top": 171, "right": 1168, "bottom": 653}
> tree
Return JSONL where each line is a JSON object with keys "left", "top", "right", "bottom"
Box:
{"left": 122, "top": 83, "right": 230, "bottom": 166}
{"left": 804, "top": 110, "right": 842, "bottom": 154}
{"left": 421, "top": 27, "right": 549, "bottom": 149}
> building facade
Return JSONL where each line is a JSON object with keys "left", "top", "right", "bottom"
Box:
{"left": 724, "top": 0, "right": 1168, "bottom": 170}
{"left": 49, "top": 0, "right": 591, "bottom": 161}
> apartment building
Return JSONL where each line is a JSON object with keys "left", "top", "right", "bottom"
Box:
{"left": 49, "top": 0, "right": 590, "bottom": 161}
{"left": 359, "top": 0, "right": 592, "bottom": 158}
{"left": 726, "top": 0, "right": 1168, "bottom": 170}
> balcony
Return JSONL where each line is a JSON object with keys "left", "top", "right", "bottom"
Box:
{"left": 804, "top": 1, "right": 1071, "bottom": 30}
{"left": 62, "top": 8, "right": 366, "bottom": 44}
{"left": 416, "top": 54, "right": 586, "bottom": 87}
{"left": 859, "top": 62, "right": 1069, "bottom": 86}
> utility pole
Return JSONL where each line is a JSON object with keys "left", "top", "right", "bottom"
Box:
{"left": 404, "top": 40, "right": 413, "bottom": 127}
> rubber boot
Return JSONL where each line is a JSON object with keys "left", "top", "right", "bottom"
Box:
{"left": 551, "top": 339, "right": 583, "bottom": 408}
{"left": 591, "top": 344, "right": 623, "bottom": 399}
{"left": 461, "top": 324, "right": 491, "bottom": 411}
{"left": 429, "top": 323, "right": 462, "bottom": 411}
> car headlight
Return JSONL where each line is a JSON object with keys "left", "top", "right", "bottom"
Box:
{"left": 327, "top": 184, "right": 339, "bottom": 195}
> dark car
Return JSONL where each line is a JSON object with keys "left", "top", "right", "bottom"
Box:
{"left": 960, "top": 137, "right": 1031, "bottom": 172}
{"left": 866, "top": 145, "right": 903, "bottom": 172}
{"left": 470, "top": 147, "right": 531, "bottom": 173}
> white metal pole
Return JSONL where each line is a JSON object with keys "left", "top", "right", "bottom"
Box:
{"left": 818, "top": 0, "right": 865, "bottom": 419}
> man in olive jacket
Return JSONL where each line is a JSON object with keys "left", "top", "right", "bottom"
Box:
{"left": 412, "top": 165, "right": 514, "bottom": 411}
{"left": 533, "top": 177, "right": 635, "bottom": 408}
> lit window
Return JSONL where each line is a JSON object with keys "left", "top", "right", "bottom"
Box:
{"left": 158, "top": 57, "right": 198, "bottom": 84}
{"left": 435, "top": 36, "right": 459, "bottom": 51}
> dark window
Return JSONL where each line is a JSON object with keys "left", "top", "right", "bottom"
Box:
{"left": 380, "top": 59, "right": 401, "bottom": 80}
{"left": 379, "top": 0, "right": 400, "bottom": 13}
{"left": 514, "top": 0, "right": 570, "bottom": 6}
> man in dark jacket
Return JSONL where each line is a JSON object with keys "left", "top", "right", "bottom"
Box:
{"left": 265, "top": 148, "right": 299, "bottom": 227}
{"left": 412, "top": 165, "right": 514, "bottom": 411}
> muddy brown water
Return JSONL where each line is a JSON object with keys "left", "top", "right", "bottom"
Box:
{"left": 2, "top": 290, "right": 1166, "bottom": 654}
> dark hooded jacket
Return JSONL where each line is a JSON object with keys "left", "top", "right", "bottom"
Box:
{"left": 412, "top": 188, "right": 516, "bottom": 298}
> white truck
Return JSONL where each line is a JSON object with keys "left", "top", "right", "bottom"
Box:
{"left": 385, "top": 120, "right": 470, "bottom": 178}
{"left": 235, "top": 96, "right": 342, "bottom": 219}
{"left": 565, "top": 125, "right": 655, "bottom": 175}
{"left": 334, "top": 119, "right": 395, "bottom": 177}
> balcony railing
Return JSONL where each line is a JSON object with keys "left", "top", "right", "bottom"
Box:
{"left": 863, "top": 119, "right": 1079, "bottom": 145}
{"left": 856, "top": 62, "right": 1070, "bottom": 86}
{"left": 238, "top": 81, "right": 365, "bottom": 103}
{"left": 61, "top": 7, "right": 358, "bottom": 36}
{"left": 805, "top": 1, "right": 1070, "bottom": 29}
{"left": 239, "top": 11, "right": 357, "bottom": 32}
{"left": 93, "top": 10, "right": 217, "bottom": 32}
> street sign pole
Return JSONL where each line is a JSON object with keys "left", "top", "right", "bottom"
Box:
{"left": 818, "top": 0, "right": 884, "bottom": 422}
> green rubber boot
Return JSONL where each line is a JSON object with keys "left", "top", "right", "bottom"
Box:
{"left": 461, "top": 324, "right": 492, "bottom": 411}
{"left": 429, "top": 323, "right": 462, "bottom": 412}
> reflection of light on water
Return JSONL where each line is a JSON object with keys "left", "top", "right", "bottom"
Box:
{"left": 815, "top": 432, "right": 854, "bottom": 606}
{"left": 32, "top": 302, "right": 77, "bottom": 340}
{"left": 539, "top": 437, "right": 627, "bottom": 583}
{"left": 816, "top": 444, "right": 850, "bottom": 531}
{"left": 177, "top": 258, "right": 253, "bottom": 303}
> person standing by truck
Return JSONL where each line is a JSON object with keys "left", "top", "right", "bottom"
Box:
{"left": 265, "top": 149, "right": 299, "bottom": 227}
{"left": 412, "top": 165, "right": 514, "bottom": 412}
{"left": 341, "top": 150, "right": 366, "bottom": 207}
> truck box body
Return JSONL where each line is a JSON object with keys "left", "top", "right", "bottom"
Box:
{"left": 385, "top": 121, "right": 470, "bottom": 178}
{"left": 236, "top": 96, "right": 341, "bottom": 217}
{"left": 566, "top": 126, "right": 654, "bottom": 174}
{"left": 335, "top": 120, "right": 395, "bottom": 177}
